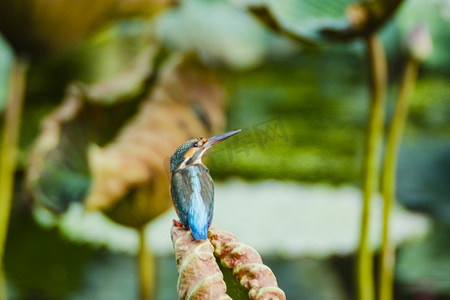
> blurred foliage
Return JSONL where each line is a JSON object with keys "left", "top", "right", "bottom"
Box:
{"left": 26, "top": 85, "right": 141, "bottom": 213}
{"left": 397, "top": 222, "right": 450, "bottom": 295}
{"left": 0, "top": 36, "right": 13, "bottom": 111}
{"left": 204, "top": 5, "right": 450, "bottom": 184}
{"left": 396, "top": 139, "right": 450, "bottom": 222}
{"left": 232, "top": 0, "right": 404, "bottom": 42}
{"left": 25, "top": 44, "right": 160, "bottom": 213}
{"left": 207, "top": 50, "right": 367, "bottom": 183}
{"left": 407, "top": 77, "right": 450, "bottom": 136}
{"left": 394, "top": 0, "right": 450, "bottom": 74}
{"left": 155, "top": 0, "right": 294, "bottom": 69}
{"left": 0, "top": 0, "right": 172, "bottom": 58}
{"left": 0, "top": 0, "right": 449, "bottom": 299}
{"left": 87, "top": 55, "right": 226, "bottom": 228}
{"left": 4, "top": 210, "right": 95, "bottom": 299}
{"left": 27, "top": 51, "right": 226, "bottom": 229}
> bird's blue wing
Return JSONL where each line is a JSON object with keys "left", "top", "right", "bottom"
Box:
{"left": 171, "top": 170, "right": 191, "bottom": 228}
{"left": 171, "top": 165, "right": 215, "bottom": 240}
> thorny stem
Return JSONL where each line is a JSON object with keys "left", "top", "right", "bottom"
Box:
{"left": 357, "top": 34, "right": 387, "bottom": 300}
{"left": 378, "top": 59, "right": 418, "bottom": 300}
{"left": 0, "top": 55, "right": 28, "bottom": 300}
{"left": 138, "top": 227, "right": 155, "bottom": 300}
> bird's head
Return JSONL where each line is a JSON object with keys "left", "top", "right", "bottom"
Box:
{"left": 170, "top": 129, "right": 241, "bottom": 172}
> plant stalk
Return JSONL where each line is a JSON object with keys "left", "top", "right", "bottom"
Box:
{"left": 378, "top": 58, "right": 418, "bottom": 300}
{"left": 356, "top": 34, "right": 387, "bottom": 300}
{"left": 0, "top": 55, "right": 28, "bottom": 300}
{"left": 138, "top": 227, "right": 155, "bottom": 300}
{"left": 0, "top": 268, "right": 7, "bottom": 300}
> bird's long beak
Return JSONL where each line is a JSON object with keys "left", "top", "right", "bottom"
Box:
{"left": 203, "top": 129, "right": 242, "bottom": 150}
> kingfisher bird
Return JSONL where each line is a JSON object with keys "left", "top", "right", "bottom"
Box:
{"left": 170, "top": 130, "right": 241, "bottom": 240}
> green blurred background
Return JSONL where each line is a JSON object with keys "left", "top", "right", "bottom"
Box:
{"left": 1, "top": 0, "right": 449, "bottom": 299}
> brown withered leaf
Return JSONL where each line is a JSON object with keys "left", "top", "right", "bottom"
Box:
{"left": 171, "top": 226, "right": 232, "bottom": 300}
{"left": 84, "top": 54, "right": 226, "bottom": 228}
{"left": 171, "top": 225, "right": 286, "bottom": 300}
{"left": 26, "top": 84, "right": 140, "bottom": 213}
{"left": 27, "top": 50, "right": 226, "bottom": 229}
{"left": 26, "top": 86, "right": 86, "bottom": 213}
{"left": 26, "top": 46, "right": 157, "bottom": 212}
{"left": 209, "top": 227, "right": 286, "bottom": 300}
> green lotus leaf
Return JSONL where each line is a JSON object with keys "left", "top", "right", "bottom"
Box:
{"left": 232, "top": 0, "right": 404, "bottom": 42}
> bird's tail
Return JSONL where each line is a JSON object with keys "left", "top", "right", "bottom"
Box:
{"left": 188, "top": 196, "right": 209, "bottom": 240}
{"left": 190, "top": 222, "right": 208, "bottom": 240}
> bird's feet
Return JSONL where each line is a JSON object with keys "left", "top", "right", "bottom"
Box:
{"left": 173, "top": 219, "right": 184, "bottom": 227}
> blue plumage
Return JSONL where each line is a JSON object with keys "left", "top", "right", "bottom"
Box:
{"left": 169, "top": 130, "right": 241, "bottom": 240}
{"left": 187, "top": 166, "right": 209, "bottom": 240}
{"left": 171, "top": 164, "right": 214, "bottom": 240}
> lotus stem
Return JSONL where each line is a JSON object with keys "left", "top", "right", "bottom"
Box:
{"left": 0, "top": 268, "right": 7, "bottom": 300}
{"left": 378, "top": 58, "right": 418, "bottom": 300}
{"left": 356, "top": 34, "right": 387, "bottom": 300}
{"left": 138, "top": 227, "right": 155, "bottom": 300}
{"left": 0, "top": 55, "right": 28, "bottom": 300}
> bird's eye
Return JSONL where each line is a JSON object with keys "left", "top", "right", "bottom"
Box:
{"left": 193, "top": 142, "right": 198, "bottom": 147}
